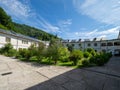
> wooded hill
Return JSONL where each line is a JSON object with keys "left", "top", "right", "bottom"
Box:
{"left": 0, "top": 7, "right": 58, "bottom": 41}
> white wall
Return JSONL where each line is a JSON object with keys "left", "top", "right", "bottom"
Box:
{"left": 62, "top": 39, "right": 120, "bottom": 55}
{"left": 0, "top": 33, "right": 39, "bottom": 50}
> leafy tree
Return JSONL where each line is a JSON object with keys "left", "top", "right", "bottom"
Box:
{"left": 0, "top": 43, "right": 16, "bottom": 56}
{"left": 45, "top": 39, "right": 61, "bottom": 64}
{"left": 28, "top": 44, "right": 37, "bottom": 56}
{"left": 58, "top": 47, "right": 70, "bottom": 62}
{"left": 18, "top": 49, "right": 28, "bottom": 59}
{"left": 67, "top": 44, "right": 74, "bottom": 52}
{"left": 85, "top": 48, "right": 96, "bottom": 56}
{"left": 2, "top": 43, "right": 13, "bottom": 53}
{"left": 83, "top": 51, "right": 91, "bottom": 58}
{"left": 36, "top": 42, "right": 45, "bottom": 62}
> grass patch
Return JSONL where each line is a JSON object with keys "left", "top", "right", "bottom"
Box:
{"left": 57, "top": 61, "right": 73, "bottom": 66}
{"left": 40, "top": 57, "right": 54, "bottom": 65}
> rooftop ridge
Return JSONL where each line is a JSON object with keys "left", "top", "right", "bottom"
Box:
{"left": 0, "top": 29, "right": 40, "bottom": 42}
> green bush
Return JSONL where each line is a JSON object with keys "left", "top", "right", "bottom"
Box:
{"left": 0, "top": 43, "right": 13, "bottom": 54}
{"left": 18, "top": 49, "right": 31, "bottom": 60}
{"left": 0, "top": 48, "right": 2, "bottom": 54}
{"left": 29, "top": 56, "right": 38, "bottom": 61}
{"left": 91, "top": 52, "right": 111, "bottom": 66}
{"left": 15, "top": 53, "right": 22, "bottom": 59}
{"left": 88, "top": 52, "right": 112, "bottom": 66}
{"left": 0, "top": 43, "right": 17, "bottom": 57}
{"left": 89, "top": 56, "right": 96, "bottom": 64}
{"left": 18, "top": 49, "right": 27, "bottom": 58}
{"left": 84, "top": 51, "right": 91, "bottom": 58}
{"left": 81, "top": 59, "right": 89, "bottom": 66}
{"left": 7, "top": 49, "right": 17, "bottom": 57}
{"left": 85, "top": 48, "right": 96, "bottom": 56}
{"left": 45, "top": 43, "right": 60, "bottom": 64}
{"left": 69, "top": 50, "right": 83, "bottom": 65}
{"left": 96, "top": 57, "right": 104, "bottom": 66}
{"left": 58, "top": 47, "right": 70, "bottom": 62}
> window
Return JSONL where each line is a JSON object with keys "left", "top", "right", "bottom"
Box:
{"left": 66, "top": 44, "right": 69, "bottom": 46}
{"left": 6, "top": 37, "right": 11, "bottom": 43}
{"left": 101, "top": 43, "right": 106, "bottom": 46}
{"left": 22, "top": 40, "right": 28, "bottom": 44}
{"left": 114, "top": 42, "right": 120, "bottom": 46}
{"left": 88, "top": 43, "right": 91, "bottom": 46}
{"left": 102, "top": 49, "right": 106, "bottom": 52}
{"left": 94, "top": 43, "right": 97, "bottom": 46}
{"left": 107, "top": 42, "right": 113, "bottom": 46}
{"left": 79, "top": 44, "right": 81, "bottom": 46}
{"left": 72, "top": 44, "right": 74, "bottom": 47}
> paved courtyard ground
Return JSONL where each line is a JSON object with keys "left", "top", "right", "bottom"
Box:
{"left": 0, "top": 55, "right": 120, "bottom": 90}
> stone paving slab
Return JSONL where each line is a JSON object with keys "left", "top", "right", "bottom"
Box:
{"left": 0, "top": 55, "right": 120, "bottom": 90}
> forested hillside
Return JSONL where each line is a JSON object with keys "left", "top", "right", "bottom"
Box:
{"left": 0, "top": 7, "right": 58, "bottom": 41}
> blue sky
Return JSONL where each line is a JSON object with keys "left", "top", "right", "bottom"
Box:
{"left": 0, "top": 0, "right": 120, "bottom": 40}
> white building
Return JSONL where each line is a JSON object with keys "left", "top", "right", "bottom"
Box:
{"left": 0, "top": 29, "right": 49, "bottom": 50}
{"left": 62, "top": 32, "right": 120, "bottom": 55}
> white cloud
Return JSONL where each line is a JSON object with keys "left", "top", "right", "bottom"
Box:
{"left": 86, "top": 29, "right": 98, "bottom": 36}
{"left": 35, "top": 15, "right": 60, "bottom": 33}
{"left": 63, "top": 26, "right": 120, "bottom": 40}
{"left": 98, "top": 35, "right": 107, "bottom": 38}
{"left": 56, "top": 19, "right": 72, "bottom": 35}
{"left": 0, "top": 0, "right": 32, "bottom": 20}
{"left": 58, "top": 19, "right": 72, "bottom": 28}
{"left": 73, "top": 0, "right": 120, "bottom": 26}
{"left": 61, "top": 19, "right": 72, "bottom": 25}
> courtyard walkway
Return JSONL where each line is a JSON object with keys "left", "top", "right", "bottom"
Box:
{"left": 0, "top": 55, "right": 120, "bottom": 90}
